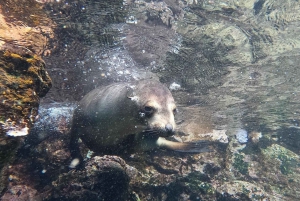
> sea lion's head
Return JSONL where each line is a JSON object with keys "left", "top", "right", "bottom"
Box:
{"left": 128, "top": 80, "right": 177, "bottom": 137}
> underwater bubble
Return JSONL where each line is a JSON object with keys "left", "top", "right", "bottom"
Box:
{"left": 169, "top": 82, "right": 181, "bottom": 91}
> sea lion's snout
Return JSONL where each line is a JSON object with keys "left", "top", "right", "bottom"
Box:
{"left": 148, "top": 121, "right": 175, "bottom": 137}
{"left": 143, "top": 107, "right": 176, "bottom": 137}
{"left": 165, "top": 123, "right": 174, "bottom": 134}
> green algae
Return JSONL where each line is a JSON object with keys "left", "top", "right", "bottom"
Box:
{"left": 263, "top": 144, "right": 300, "bottom": 175}
{"left": 233, "top": 153, "right": 249, "bottom": 175}
{"left": 184, "top": 172, "right": 215, "bottom": 195}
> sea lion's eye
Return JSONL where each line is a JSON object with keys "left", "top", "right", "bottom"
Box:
{"left": 173, "top": 108, "right": 178, "bottom": 115}
{"left": 144, "top": 106, "right": 154, "bottom": 112}
{"left": 143, "top": 106, "right": 154, "bottom": 116}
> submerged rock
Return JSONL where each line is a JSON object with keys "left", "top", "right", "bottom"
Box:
{"left": 0, "top": 44, "right": 52, "bottom": 193}
{"left": 0, "top": 45, "right": 52, "bottom": 136}
{"left": 48, "top": 156, "right": 132, "bottom": 201}
{"left": 216, "top": 180, "right": 272, "bottom": 200}
{"left": 1, "top": 185, "right": 42, "bottom": 201}
{"left": 260, "top": 144, "right": 300, "bottom": 198}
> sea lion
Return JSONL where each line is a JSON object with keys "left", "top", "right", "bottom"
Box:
{"left": 70, "top": 79, "right": 211, "bottom": 165}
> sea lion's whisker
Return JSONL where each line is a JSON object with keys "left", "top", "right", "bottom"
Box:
{"left": 142, "top": 131, "right": 159, "bottom": 135}
{"left": 141, "top": 130, "right": 161, "bottom": 137}
{"left": 142, "top": 128, "right": 157, "bottom": 132}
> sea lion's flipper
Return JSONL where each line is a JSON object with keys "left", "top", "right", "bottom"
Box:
{"left": 156, "top": 137, "right": 213, "bottom": 153}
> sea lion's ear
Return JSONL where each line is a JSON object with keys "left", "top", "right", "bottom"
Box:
{"left": 126, "top": 86, "right": 136, "bottom": 99}
{"left": 126, "top": 86, "right": 139, "bottom": 102}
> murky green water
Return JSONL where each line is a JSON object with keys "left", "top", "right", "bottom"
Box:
{"left": 2, "top": 0, "right": 300, "bottom": 200}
